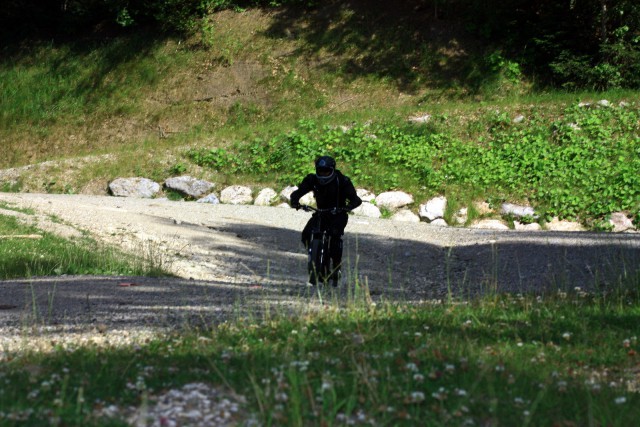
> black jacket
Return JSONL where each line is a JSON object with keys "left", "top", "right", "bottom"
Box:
{"left": 290, "top": 170, "right": 362, "bottom": 211}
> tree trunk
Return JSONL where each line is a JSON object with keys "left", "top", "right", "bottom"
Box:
{"left": 600, "top": 0, "right": 608, "bottom": 42}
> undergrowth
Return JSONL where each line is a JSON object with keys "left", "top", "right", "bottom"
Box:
{"left": 187, "top": 102, "right": 640, "bottom": 223}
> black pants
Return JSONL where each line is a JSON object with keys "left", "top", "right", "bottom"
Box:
{"left": 301, "top": 212, "right": 348, "bottom": 272}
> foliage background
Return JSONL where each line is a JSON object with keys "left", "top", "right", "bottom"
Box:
{"left": 3, "top": 0, "right": 640, "bottom": 90}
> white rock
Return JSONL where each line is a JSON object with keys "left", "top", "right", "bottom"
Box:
{"left": 408, "top": 114, "right": 431, "bottom": 124}
{"left": 220, "top": 185, "right": 253, "bottom": 205}
{"left": 164, "top": 176, "right": 215, "bottom": 198}
{"left": 469, "top": 219, "right": 509, "bottom": 230}
{"left": 454, "top": 208, "right": 468, "bottom": 225}
{"left": 391, "top": 209, "right": 420, "bottom": 223}
{"left": 500, "top": 203, "right": 536, "bottom": 218}
{"left": 419, "top": 196, "right": 447, "bottom": 221}
{"left": 609, "top": 212, "right": 635, "bottom": 232}
{"left": 300, "top": 193, "right": 315, "bottom": 206}
{"left": 108, "top": 177, "right": 160, "bottom": 198}
{"left": 597, "top": 99, "right": 610, "bottom": 107}
{"left": 545, "top": 217, "right": 586, "bottom": 232}
{"left": 356, "top": 188, "right": 376, "bottom": 203}
{"left": 513, "top": 114, "right": 525, "bottom": 123}
{"left": 280, "top": 186, "right": 297, "bottom": 202}
{"left": 375, "top": 191, "right": 413, "bottom": 210}
{"left": 352, "top": 202, "right": 381, "bottom": 218}
{"left": 429, "top": 218, "right": 449, "bottom": 227}
{"left": 514, "top": 221, "right": 542, "bottom": 231}
{"left": 254, "top": 188, "right": 278, "bottom": 206}
{"left": 196, "top": 193, "right": 220, "bottom": 204}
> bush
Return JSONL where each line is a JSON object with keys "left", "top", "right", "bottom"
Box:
{"left": 189, "top": 102, "right": 640, "bottom": 223}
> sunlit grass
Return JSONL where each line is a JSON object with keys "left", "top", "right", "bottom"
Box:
{"left": 0, "top": 214, "right": 168, "bottom": 279}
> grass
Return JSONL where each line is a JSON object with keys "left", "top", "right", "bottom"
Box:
{"left": 0, "top": 214, "right": 168, "bottom": 279}
{"left": 0, "top": 6, "right": 639, "bottom": 424}
{"left": 0, "top": 287, "right": 638, "bottom": 426}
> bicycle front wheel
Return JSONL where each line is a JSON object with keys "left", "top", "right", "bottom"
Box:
{"left": 308, "top": 238, "right": 325, "bottom": 285}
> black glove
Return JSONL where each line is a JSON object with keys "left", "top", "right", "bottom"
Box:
{"left": 292, "top": 202, "right": 301, "bottom": 210}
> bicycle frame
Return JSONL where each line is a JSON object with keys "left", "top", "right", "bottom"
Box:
{"left": 300, "top": 205, "right": 335, "bottom": 285}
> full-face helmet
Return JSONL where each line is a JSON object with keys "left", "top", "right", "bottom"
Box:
{"left": 315, "top": 156, "right": 336, "bottom": 186}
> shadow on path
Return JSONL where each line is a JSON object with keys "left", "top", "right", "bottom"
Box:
{"left": 2, "top": 219, "right": 639, "bottom": 332}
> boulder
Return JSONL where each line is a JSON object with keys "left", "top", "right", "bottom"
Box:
{"left": 254, "top": 188, "right": 278, "bottom": 206}
{"left": 375, "top": 191, "right": 413, "bottom": 210}
{"left": 108, "top": 177, "right": 160, "bottom": 198}
{"left": 500, "top": 203, "right": 537, "bottom": 219}
{"left": 430, "top": 218, "right": 449, "bottom": 227}
{"left": 609, "top": 212, "right": 635, "bottom": 232}
{"left": 220, "top": 186, "right": 253, "bottom": 205}
{"left": 352, "top": 202, "right": 381, "bottom": 218}
{"left": 356, "top": 188, "right": 376, "bottom": 203}
{"left": 419, "top": 196, "right": 447, "bottom": 221}
{"left": 454, "top": 208, "right": 468, "bottom": 225}
{"left": 280, "top": 186, "right": 297, "bottom": 202}
{"left": 278, "top": 186, "right": 319, "bottom": 206}
{"left": 545, "top": 217, "right": 586, "bottom": 232}
{"left": 196, "top": 193, "right": 220, "bottom": 204}
{"left": 300, "top": 192, "right": 315, "bottom": 206}
{"left": 164, "top": 176, "right": 215, "bottom": 199}
{"left": 514, "top": 221, "right": 542, "bottom": 231}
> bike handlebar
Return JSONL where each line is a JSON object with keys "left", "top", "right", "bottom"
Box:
{"left": 298, "top": 205, "right": 347, "bottom": 214}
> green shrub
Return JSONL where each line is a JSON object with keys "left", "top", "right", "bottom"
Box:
{"left": 189, "top": 102, "right": 640, "bottom": 224}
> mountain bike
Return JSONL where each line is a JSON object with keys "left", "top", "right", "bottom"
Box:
{"left": 300, "top": 205, "right": 344, "bottom": 286}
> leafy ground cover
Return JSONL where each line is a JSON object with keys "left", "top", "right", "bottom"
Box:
{"left": 1, "top": 288, "right": 639, "bottom": 426}
{"left": 187, "top": 101, "right": 640, "bottom": 225}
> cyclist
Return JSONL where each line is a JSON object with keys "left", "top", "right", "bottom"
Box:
{"left": 290, "top": 156, "right": 362, "bottom": 286}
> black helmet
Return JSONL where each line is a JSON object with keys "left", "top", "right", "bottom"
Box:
{"left": 315, "top": 156, "right": 336, "bottom": 186}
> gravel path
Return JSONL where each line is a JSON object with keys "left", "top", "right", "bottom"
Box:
{"left": 1, "top": 193, "right": 639, "bottom": 342}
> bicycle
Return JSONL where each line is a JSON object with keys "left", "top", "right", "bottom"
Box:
{"left": 300, "top": 205, "right": 344, "bottom": 286}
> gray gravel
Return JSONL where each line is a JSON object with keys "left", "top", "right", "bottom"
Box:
{"left": 1, "top": 192, "right": 639, "bottom": 340}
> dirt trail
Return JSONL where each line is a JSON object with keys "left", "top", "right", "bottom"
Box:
{"left": 1, "top": 193, "right": 639, "bottom": 338}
